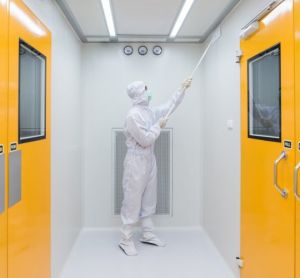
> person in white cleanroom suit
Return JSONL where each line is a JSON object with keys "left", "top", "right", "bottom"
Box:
{"left": 119, "top": 78, "right": 192, "bottom": 256}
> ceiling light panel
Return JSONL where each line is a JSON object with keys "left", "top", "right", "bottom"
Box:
{"left": 101, "top": 0, "right": 116, "bottom": 37}
{"left": 64, "top": 0, "right": 108, "bottom": 36}
{"left": 112, "top": 0, "right": 183, "bottom": 36}
{"left": 170, "top": 0, "right": 195, "bottom": 38}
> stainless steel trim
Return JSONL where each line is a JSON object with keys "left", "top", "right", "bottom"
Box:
{"left": 54, "top": 0, "right": 87, "bottom": 42}
{"left": 0, "top": 154, "right": 5, "bottom": 214}
{"left": 294, "top": 162, "right": 300, "bottom": 201}
{"left": 274, "top": 151, "right": 288, "bottom": 198}
{"left": 8, "top": 150, "right": 21, "bottom": 208}
{"left": 242, "top": 0, "right": 285, "bottom": 31}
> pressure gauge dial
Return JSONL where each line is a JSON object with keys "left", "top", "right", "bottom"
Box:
{"left": 153, "top": 45, "right": 162, "bottom": 56}
{"left": 123, "top": 45, "right": 133, "bottom": 55}
{"left": 138, "top": 45, "right": 148, "bottom": 56}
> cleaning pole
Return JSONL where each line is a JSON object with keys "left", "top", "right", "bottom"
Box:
{"left": 189, "top": 29, "right": 221, "bottom": 78}
{"left": 164, "top": 28, "right": 221, "bottom": 120}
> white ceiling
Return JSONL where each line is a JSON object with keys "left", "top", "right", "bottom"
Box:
{"left": 56, "top": 0, "right": 240, "bottom": 43}
{"left": 178, "top": 0, "right": 238, "bottom": 37}
{"left": 64, "top": 0, "right": 108, "bottom": 36}
{"left": 112, "top": 0, "right": 183, "bottom": 36}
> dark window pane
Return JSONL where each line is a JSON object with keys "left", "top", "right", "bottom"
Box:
{"left": 19, "top": 41, "right": 46, "bottom": 143}
{"left": 248, "top": 45, "right": 281, "bottom": 141}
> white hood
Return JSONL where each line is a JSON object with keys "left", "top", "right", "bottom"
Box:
{"left": 127, "top": 81, "right": 148, "bottom": 105}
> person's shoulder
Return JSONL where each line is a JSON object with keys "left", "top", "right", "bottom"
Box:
{"left": 126, "top": 107, "right": 139, "bottom": 119}
{"left": 126, "top": 107, "right": 144, "bottom": 122}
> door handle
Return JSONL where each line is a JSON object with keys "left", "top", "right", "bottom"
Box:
{"left": 274, "top": 151, "right": 288, "bottom": 198}
{"left": 0, "top": 152, "right": 5, "bottom": 214}
{"left": 294, "top": 162, "right": 300, "bottom": 201}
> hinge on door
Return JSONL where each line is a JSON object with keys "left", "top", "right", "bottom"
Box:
{"left": 236, "top": 257, "right": 244, "bottom": 268}
{"left": 235, "top": 50, "right": 243, "bottom": 63}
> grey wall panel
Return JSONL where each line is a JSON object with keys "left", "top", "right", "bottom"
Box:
{"left": 0, "top": 154, "right": 5, "bottom": 214}
{"left": 155, "top": 131, "right": 171, "bottom": 214}
{"left": 114, "top": 131, "right": 127, "bottom": 215}
{"left": 9, "top": 151, "right": 22, "bottom": 208}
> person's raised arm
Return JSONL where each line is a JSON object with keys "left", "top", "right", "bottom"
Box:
{"left": 126, "top": 113, "right": 162, "bottom": 148}
{"left": 153, "top": 78, "right": 192, "bottom": 121}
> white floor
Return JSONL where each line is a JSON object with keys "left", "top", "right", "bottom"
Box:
{"left": 59, "top": 228, "right": 235, "bottom": 278}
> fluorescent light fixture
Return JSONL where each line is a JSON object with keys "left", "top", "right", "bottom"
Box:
{"left": 101, "top": 0, "right": 116, "bottom": 37}
{"left": 170, "top": 0, "right": 194, "bottom": 38}
{"left": 10, "top": 2, "right": 46, "bottom": 36}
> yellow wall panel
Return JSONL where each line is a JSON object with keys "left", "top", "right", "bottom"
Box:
{"left": 0, "top": 1, "right": 8, "bottom": 278}
{"left": 295, "top": 0, "right": 300, "bottom": 277}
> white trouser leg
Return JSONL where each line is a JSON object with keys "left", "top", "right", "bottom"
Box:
{"left": 140, "top": 155, "right": 157, "bottom": 219}
{"left": 121, "top": 152, "right": 149, "bottom": 225}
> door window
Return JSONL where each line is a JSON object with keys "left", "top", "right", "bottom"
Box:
{"left": 248, "top": 45, "right": 281, "bottom": 141}
{"left": 19, "top": 40, "right": 46, "bottom": 143}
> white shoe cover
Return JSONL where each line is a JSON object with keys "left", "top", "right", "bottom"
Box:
{"left": 140, "top": 233, "right": 166, "bottom": 247}
{"left": 119, "top": 240, "right": 138, "bottom": 256}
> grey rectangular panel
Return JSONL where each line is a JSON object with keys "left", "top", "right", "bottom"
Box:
{"left": 114, "top": 131, "right": 127, "bottom": 215}
{"left": 155, "top": 131, "right": 171, "bottom": 215}
{"left": 0, "top": 154, "right": 5, "bottom": 214}
{"left": 9, "top": 151, "right": 21, "bottom": 208}
{"left": 114, "top": 130, "right": 172, "bottom": 215}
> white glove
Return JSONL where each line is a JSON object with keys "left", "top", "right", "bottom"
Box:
{"left": 159, "top": 117, "right": 168, "bottom": 128}
{"left": 181, "top": 78, "right": 192, "bottom": 91}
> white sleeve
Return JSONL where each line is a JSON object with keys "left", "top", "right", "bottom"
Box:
{"left": 126, "top": 113, "right": 161, "bottom": 148}
{"left": 153, "top": 88, "right": 185, "bottom": 121}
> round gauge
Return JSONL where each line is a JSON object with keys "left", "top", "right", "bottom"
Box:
{"left": 123, "top": 45, "right": 133, "bottom": 56}
{"left": 153, "top": 45, "right": 162, "bottom": 56}
{"left": 138, "top": 45, "right": 148, "bottom": 56}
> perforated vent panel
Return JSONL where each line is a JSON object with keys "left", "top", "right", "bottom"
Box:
{"left": 113, "top": 129, "right": 172, "bottom": 215}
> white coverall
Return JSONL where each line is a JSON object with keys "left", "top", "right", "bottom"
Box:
{"left": 120, "top": 81, "right": 185, "bottom": 245}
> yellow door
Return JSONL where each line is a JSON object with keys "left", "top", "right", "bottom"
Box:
{"left": 295, "top": 1, "right": 300, "bottom": 277}
{"left": 8, "top": 0, "right": 51, "bottom": 277}
{"left": 241, "top": 1, "right": 295, "bottom": 277}
{"left": 0, "top": 1, "right": 8, "bottom": 277}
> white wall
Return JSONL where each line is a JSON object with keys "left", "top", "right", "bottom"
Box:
{"left": 22, "top": 1, "right": 83, "bottom": 277}
{"left": 200, "top": 0, "right": 274, "bottom": 276}
{"left": 81, "top": 43, "right": 204, "bottom": 228}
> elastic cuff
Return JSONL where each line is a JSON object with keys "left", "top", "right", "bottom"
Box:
{"left": 121, "top": 215, "right": 140, "bottom": 225}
